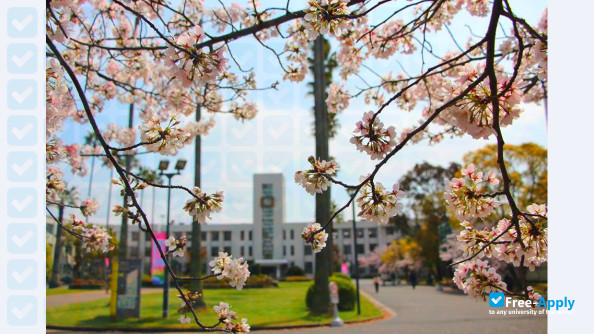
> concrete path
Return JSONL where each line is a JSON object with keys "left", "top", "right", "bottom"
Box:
{"left": 47, "top": 287, "right": 162, "bottom": 308}
{"left": 286, "top": 279, "right": 546, "bottom": 334}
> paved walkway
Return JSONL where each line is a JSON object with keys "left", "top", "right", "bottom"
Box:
{"left": 286, "top": 279, "right": 546, "bottom": 334}
{"left": 47, "top": 287, "right": 162, "bottom": 308}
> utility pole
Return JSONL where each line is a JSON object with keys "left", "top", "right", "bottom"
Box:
{"left": 311, "top": 35, "right": 332, "bottom": 314}
{"left": 118, "top": 103, "right": 134, "bottom": 259}
{"left": 190, "top": 98, "right": 207, "bottom": 308}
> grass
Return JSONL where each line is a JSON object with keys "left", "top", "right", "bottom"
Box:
{"left": 47, "top": 281, "right": 383, "bottom": 329}
{"left": 46, "top": 287, "right": 101, "bottom": 296}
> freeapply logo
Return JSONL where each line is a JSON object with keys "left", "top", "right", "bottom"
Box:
{"left": 488, "top": 292, "right": 575, "bottom": 314}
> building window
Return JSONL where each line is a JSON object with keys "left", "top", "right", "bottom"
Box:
{"left": 356, "top": 244, "right": 365, "bottom": 254}
{"left": 131, "top": 232, "right": 139, "bottom": 241}
{"left": 343, "top": 245, "right": 352, "bottom": 255}
{"left": 304, "top": 245, "right": 312, "bottom": 256}
{"left": 283, "top": 246, "right": 286, "bottom": 256}
{"left": 283, "top": 230, "right": 286, "bottom": 240}
{"left": 386, "top": 226, "right": 394, "bottom": 235}
{"left": 130, "top": 247, "right": 139, "bottom": 257}
{"left": 241, "top": 231, "right": 245, "bottom": 240}
{"left": 290, "top": 229, "right": 294, "bottom": 240}
{"left": 211, "top": 231, "right": 219, "bottom": 241}
{"left": 224, "top": 231, "right": 232, "bottom": 241}
{"left": 241, "top": 246, "right": 245, "bottom": 256}
{"left": 368, "top": 228, "right": 378, "bottom": 238}
{"left": 248, "top": 246, "right": 253, "bottom": 256}
{"left": 211, "top": 246, "right": 219, "bottom": 257}
{"left": 343, "top": 229, "right": 351, "bottom": 238}
{"left": 249, "top": 231, "right": 253, "bottom": 241}
{"left": 290, "top": 245, "right": 294, "bottom": 256}
{"left": 370, "top": 243, "right": 377, "bottom": 252}
{"left": 144, "top": 247, "right": 151, "bottom": 257}
{"left": 201, "top": 231, "right": 207, "bottom": 240}
{"left": 305, "top": 261, "right": 313, "bottom": 274}
{"left": 46, "top": 223, "right": 54, "bottom": 234}
{"left": 224, "top": 246, "right": 231, "bottom": 254}
{"left": 356, "top": 228, "right": 364, "bottom": 238}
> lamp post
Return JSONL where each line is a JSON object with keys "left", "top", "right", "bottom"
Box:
{"left": 346, "top": 188, "right": 361, "bottom": 315}
{"left": 159, "top": 159, "right": 186, "bottom": 318}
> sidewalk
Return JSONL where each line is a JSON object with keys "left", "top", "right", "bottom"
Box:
{"left": 287, "top": 279, "right": 546, "bottom": 334}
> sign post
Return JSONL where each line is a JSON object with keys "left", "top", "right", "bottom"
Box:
{"left": 329, "top": 282, "right": 343, "bottom": 327}
{"left": 116, "top": 259, "right": 141, "bottom": 318}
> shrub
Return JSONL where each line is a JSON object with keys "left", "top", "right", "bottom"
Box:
{"left": 285, "top": 276, "right": 313, "bottom": 282}
{"left": 286, "top": 265, "right": 305, "bottom": 276}
{"left": 201, "top": 274, "right": 277, "bottom": 289}
{"left": 306, "top": 275, "right": 356, "bottom": 311}
{"left": 332, "top": 272, "right": 351, "bottom": 281}
{"left": 70, "top": 278, "right": 107, "bottom": 289}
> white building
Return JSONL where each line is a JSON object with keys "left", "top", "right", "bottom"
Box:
{"left": 119, "top": 173, "right": 400, "bottom": 278}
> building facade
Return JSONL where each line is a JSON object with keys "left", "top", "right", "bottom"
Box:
{"left": 121, "top": 173, "right": 400, "bottom": 279}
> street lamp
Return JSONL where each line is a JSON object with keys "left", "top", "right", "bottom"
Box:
{"left": 346, "top": 188, "right": 361, "bottom": 315}
{"left": 159, "top": 158, "right": 186, "bottom": 318}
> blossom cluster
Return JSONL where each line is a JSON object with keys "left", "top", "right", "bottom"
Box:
{"left": 304, "top": 0, "right": 351, "bottom": 38}
{"left": 444, "top": 164, "right": 500, "bottom": 221}
{"left": 80, "top": 198, "right": 100, "bottom": 217}
{"left": 301, "top": 223, "right": 329, "bottom": 253}
{"left": 209, "top": 252, "right": 250, "bottom": 290}
{"left": 139, "top": 113, "right": 191, "bottom": 156}
{"left": 183, "top": 187, "right": 224, "bottom": 223}
{"left": 214, "top": 302, "right": 251, "bottom": 332}
{"left": 356, "top": 179, "right": 406, "bottom": 224}
{"left": 351, "top": 111, "right": 397, "bottom": 160}
{"left": 71, "top": 215, "right": 114, "bottom": 253}
{"left": 165, "top": 26, "right": 227, "bottom": 85}
{"left": 165, "top": 235, "right": 187, "bottom": 257}
{"left": 453, "top": 259, "right": 507, "bottom": 299}
{"left": 326, "top": 82, "right": 350, "bottom": 113}
{"left": 294, "top": 156, "right": 339, "bottom": 195}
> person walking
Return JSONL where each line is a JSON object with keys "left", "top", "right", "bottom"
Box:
{"left": 373, "top": 276, "right": 380, "bottom": 293}
{"left": 409, "top": 270, "right": 417, "bottom": 290}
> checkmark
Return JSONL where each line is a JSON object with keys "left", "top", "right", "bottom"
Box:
{"left": 11, "top": 230, "right": 33, "bottom": 248}
{"left": 11, "top": 303, "right": 33, "bottom": 320}
{"left": 267, "top": 123, "right": 290, "bottom": 139}
{"left": 12, "top": 195, "right": 33, "bottom": 212}
{"left": 11, "top": 51, "right": 33, "bottom": 68}
{"left": 11, "top": 15, "right": 33, "bottom": 31}
{"left": 231, "top": 125, "right": 252, "bottom": 139}
{"left": 12, "top": 87, "right": 33, "bottom": 104}
{"left": 12, "top": 123, "right": 33, "bottom": 139}
{"left": 12, "top": 267, "right": 34, "bottom": 284}
{"left": 491, "top": 296, "right": 502, "bottom": 304}
{"left": 12, "top": 159, "right": 33, "bottom": 176}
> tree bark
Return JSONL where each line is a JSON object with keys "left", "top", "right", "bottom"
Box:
{"left": 311, "top": 35, "right": 332, "bottom": 314}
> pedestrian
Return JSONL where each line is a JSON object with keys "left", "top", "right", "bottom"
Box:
{"left": 373, "top": 276, "right": 380, "bottom": 293}
{"left": 409, "top": 270, "right": 417, "bottom": 289}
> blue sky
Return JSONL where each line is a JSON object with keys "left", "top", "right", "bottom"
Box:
{"left": 56, "top": 0, "right": 547, "bottom": 228}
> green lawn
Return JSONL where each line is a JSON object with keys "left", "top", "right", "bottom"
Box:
{"left": 47, "top": 282, "right": 383, "bottom": 329}
{"left": 46, "top": 287, "right": 100, "bottom": 296}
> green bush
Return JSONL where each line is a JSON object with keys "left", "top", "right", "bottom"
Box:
{"left": 70, "top": 278, "right": 107, "bottom": 289}
{"left": 285, "top": 276, "right": 313, "bottom": 282}
{"left": 201, "top": 274, "right": 277, "bottom": 289}
{"left": 305, "top": 275, "right": 356, "bottom": 311}
{"left": 286, "top": 265, "right": 305, "bottom": 276}
{"left": 332, "top": 272, "right": 351, "bottom": 281}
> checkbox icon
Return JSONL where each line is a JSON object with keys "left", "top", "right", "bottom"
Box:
{"left": 7, "top": 152, "right": 37, "bottom": 182}
{"left": 8, "top": 44, "right": 37, "bottom": 74}
{"left": 7, "top": 224, "right": 37, "bottom": 254}
{"left": 7, "top": 116, "right": 37, "bottom": 146}
{"left": 7, "top": 295, "right": 37, "bottom": 326}
{"left": 7, "top": 187, "right": 37, "bottom": 218}
{"left": 7, "top": 7, "right": 37, "bottom": 38}
{"left": 489, "top": 292, "right": 505, "bottom": 307}
{"left": 8, "top": 259, "right": 37, "bottom": 290}
{"left": 8, "top": 80, "right": 37, "bottom": 110}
